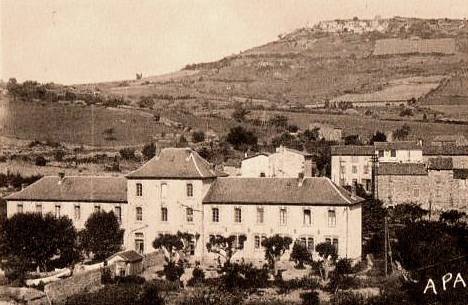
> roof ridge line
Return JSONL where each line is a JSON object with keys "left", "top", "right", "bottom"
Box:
{"left": 325, "top": 177, "right": 352, "bottom": 204}
{"left": 190, "top": 152, "right": 205, "bottom": 177}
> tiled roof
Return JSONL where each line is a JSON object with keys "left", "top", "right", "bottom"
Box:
{"left": 331, "top": 145, "right": 375, "bottom": 156}
{"left": 126, "top": 148, "right": 218, "bottom": 179}
{"left": 454, "top": 169, "right": 468, "bottom": 179}
{"left": 423, "top": 145, "right": 468, "bottom": 156}
{"left": 108, "top": 250, "right": 144, "bottom": 263}
{"left": 203, "top": 177, "right": 363, "bottom": 206}
{"left": 377, "top": 163, "right": 427, "bottom": 176}
{"left": 427, "top": 157, "right": 453, "bottom": 170}
{"left": 374, "top": 141, "right": 421, "bottom": 150}
{"left": 5, "top": 176, "right": 127, "bottom": 202}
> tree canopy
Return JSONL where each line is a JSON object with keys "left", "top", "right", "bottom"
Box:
{"left": 79, "top": 211, "right": 123, "bottom": 261}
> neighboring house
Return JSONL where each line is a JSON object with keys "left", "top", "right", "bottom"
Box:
{"left": 330, "top": 145, "right": 375, "bottom": 192}
{"left": 5, "top": 176, "right": 127, "bottom": 230}
{"left": 423, "top": 145, "right": 468, "bottom": 168}
{"left": 6, "top": 147, "right": 363, "bottom": 262}
{"left": 431, "top": 134, "right": 468, "bottom": 147}
{"left": 240, "top": 146, "right": 316, "bottom": 178}
{"left": 107, "top": 250, "right": 144, "bottom": 277}
{"left": 331, "top": 141, "right": 423, "bottom": 192}
{"left": 203, "top": 177, "right": 363, "bottom": 261}
{"left": 376, "top": 158, "right": 468, "bottom": 211}
{"left": 374, "top": 141, "right": 423, "bottom": 163}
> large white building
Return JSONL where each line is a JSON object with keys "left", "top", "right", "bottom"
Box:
{"left": 6, "top": 148, "right": 363, "bottom": 263}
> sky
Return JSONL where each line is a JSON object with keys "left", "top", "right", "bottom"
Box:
{"left": 1, "top": 0, "right": 468, "bottom": 84}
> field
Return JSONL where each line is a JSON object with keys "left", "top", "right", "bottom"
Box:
{"left": 373, "top": 38, "right": 456, "bottom": 56}
{"left": 0, "top": 98, "right": 178, "bottom": 147}
{"left": 251, "top": 110, "right": 468, "bottom": 141}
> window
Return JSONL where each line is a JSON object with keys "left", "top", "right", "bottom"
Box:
{"left": 378, "top": 150, "right": 384, "bottom": 157}
{"left": 136, "top": 207, "right": 143, "bottom": 221}
{"left": 260, "top": 172, "right": 266, "bottom": 177}
{"left": 333, "top": 238, "right": 339, "bottom": 253}
{"left": 234, "top": 207, "right": 242, "bottom": 223}
{"left": 136, "top": 183, "right": 143, "bottom": 196}
{"left": 363, "top": 165, "right": 369, "bottom": 175}
{"left": 352, "top": 166, "right": 357, "bottom": 174}
{"left": 254, "top": 235, "right": 261, "bottom": 249}
{"left": 413, "top": 188, "right": 420, "bottom": 198}
{"left": 233, "top": 234, "right": 245, "bottom": 249}
{"left": 299, "top": 236, "right": 314, "bottom": 252}
{"left": 188, "top": 237, "right": 195, "bottom": 255}
{"left": 36, "top": 203, "right": 42, "bottom": 215}
{"left": 161, "top": 207, "right": 168, "bottom": 222}
{"left": 390, "top": 149, "right": 396, "bottom": 157}
{"left": 135, "top": 233, "right": 144, "bottom": 254}
{"left": 186, "top": 207, "right": 194, "bottom": 222}
{"left": 114, "top": 206, "right": 122, "bottom": 223}
{"left": 55, "top": 204, "right": 61, "bottom": 218}
{"left": 212, "top": 207, "right": 219, "bottom": 222}
{"left": 94, "top": 205, "right": 101, "bottom": 213}
{"left": 280, "top": 208, "right": 287, "bottom": 225}
{"left": 74, "top": 205, "right": 81, "bottom": 220}
{"left": 328, "top": 210, "right": 336, "bottom": 227}
{"left": 303, "top": 209, "right": 311, "bottom": 226}
{"left": 256, "top": 207, "right": 264, "bottom": 224}
{"left": 340, "top": 166, "right": 346, "bottom": 174}
{"left": 161, "top": 183, "right": 168, "bottom": 201}
{"left": 186, "top": 183, "right": 193, "bottom": 197}
{"left": 17, "top": 203, "right": 23, "bottom": 214}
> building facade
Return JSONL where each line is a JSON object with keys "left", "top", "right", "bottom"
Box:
{"left": 6, "top": 148, "right": 363, "bottom": 263}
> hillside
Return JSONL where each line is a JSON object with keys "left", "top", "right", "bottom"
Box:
{"left": 89, "top": 17, "right": 468, "bottom": 109}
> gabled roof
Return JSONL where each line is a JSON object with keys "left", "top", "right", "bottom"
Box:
{"left": 5, "top": 176, "right": 127, "bottom": 202}
{"left": 377, "top": 163, "right": 427, "bottom": 176}
{"left": 203, "top": 177, "right": 363, "bottom": 206}
{"left": 331, "top": 145, "right": 375, "bottom": 156}
{"left": 374, "top": 141, "right": 421, "bottom": 151}
{"left": 108, "top": 250, "right": 144, "bottom": 263}
{"left": 428, "top": 157, "right": 453, "bottom": 170}
{"left": 126, "top": 148, "right": 219, "bottom": 179}
{"left": 423, "top": 145, "right": 468, "bottom": 156}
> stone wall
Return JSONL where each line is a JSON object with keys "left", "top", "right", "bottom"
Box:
{"left": 44, "top": 268, "right": 102, "bottom": 304}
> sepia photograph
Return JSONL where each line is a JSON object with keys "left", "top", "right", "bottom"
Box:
{"left": 0, "top": 1, "right": 467, "bottom": 304}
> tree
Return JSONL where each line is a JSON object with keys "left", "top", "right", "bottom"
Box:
{"left": 231, "top": 105, "right": 250, "bottom": 122}
{"left": 393, "top": 124, "right": 411, "bottom": 140}
{"left": 226, "top": 126, "right": 258, "bottom": 150}
{"left": 369, "top": 131, "right": 387, "bottom": 144}
{"left": 35, "top": 155, "right": 48, "bottom": 166}
{"left": 261, "top": 235, "right": 293, "bottom": 276}
{"left": 119, "top": 147, "right": 136, "bottom": 160}
{"left": 79, "top": 211, "right": 123, "bottom": 261}
{"left": 142, "top": 142, "right": 157, "bottom": 160}
{"left": 192, "top": 130, "right": 205, "bottom": 143}
{"left": 344, "top": 135, "right": 362, "bottom": 145}
{"left": 152, "top": 232, "right": 199, "bottom": 282}
{"left": 439, "top": 210, "right": 466, "bottom": 225}
{"left": 314, "top": 242, "right": 338, "bottom": 280}
{"left": 206, "top": 234, "right": 247, "bottom": 267}
{"left": 290, "top": 241, "right": 312, "bottom": 269}
{"left": 362, "top": 199, "right": 387, "bottom": 256}
{"left": 388, "top": 202, "right": 428, "bottom": 224}
{"left": 0, "top": 213, "right": 79, "bottom": 280}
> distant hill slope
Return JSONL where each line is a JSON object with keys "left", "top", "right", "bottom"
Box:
{"left": 94, "top": 17, "right": 468, "bottom": 107}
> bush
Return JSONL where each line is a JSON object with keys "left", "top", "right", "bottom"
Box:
{"left": 115, "top": 275, "right": 146, "bottom": 285}
{"left": 137, "top": 282, "right": 165, "bottom": 305}
{"left": 300, "top": 291, "right": 319, "bottom": 305}
{"left": 34, "top": 156, "right": 48, "bottom": 166}
{"left": 54, "top": 150, "right": 66, "bottom": 162}
{"left": 399, "top": 108, "right": 413, "bottom": 117}
{"left": 276, "top": 275, "right": 319, "bottom": 294}
{"left": 119, "top": 148, "right": 136, "bottom": 160}
{"left": 290, "top": 242, "right": 312, "bottom": 268}
{"left": 187, "top": 266, "right": 206, "bottom": 286}
{"left": 151, "top": 278, "right": 180, "bottom": 292}
{"left": 220, "top": 262, "right": 269, "bottom": 290}
{"left": 176, "top": 286, "right": 243, "bottom": 305}
{"left": 142, "top": 143, "right": 157, "bottom": 160}
{"left": 192, "top": 130, "right": 206, "bottom": 143}
{"left": 163, "top": 261, "right": 184, "bottom": 282}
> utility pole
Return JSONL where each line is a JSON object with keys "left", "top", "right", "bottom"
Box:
{"left": 384, "top": 215, "right": 388, "bottom": 278}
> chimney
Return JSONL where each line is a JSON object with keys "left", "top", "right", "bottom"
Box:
{"left": 351, "top": 180, "right": 357, "bottom": 199}
{"left": 297, "top": 172, "right": 305, "bottom": 186}
{"left": 304, "top": 158, "right": 317, "bottom": 177}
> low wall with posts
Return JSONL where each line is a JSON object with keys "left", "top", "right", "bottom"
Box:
{"left": 44, "top": 268, "right": 104, "bottom": 304}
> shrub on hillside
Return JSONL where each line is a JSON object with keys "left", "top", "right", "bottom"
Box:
{"left": 35, "top": 156, "right": 48, "bottom": 166}
{"left": 119, "top": 147, "right": 136, "bottom": 160}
